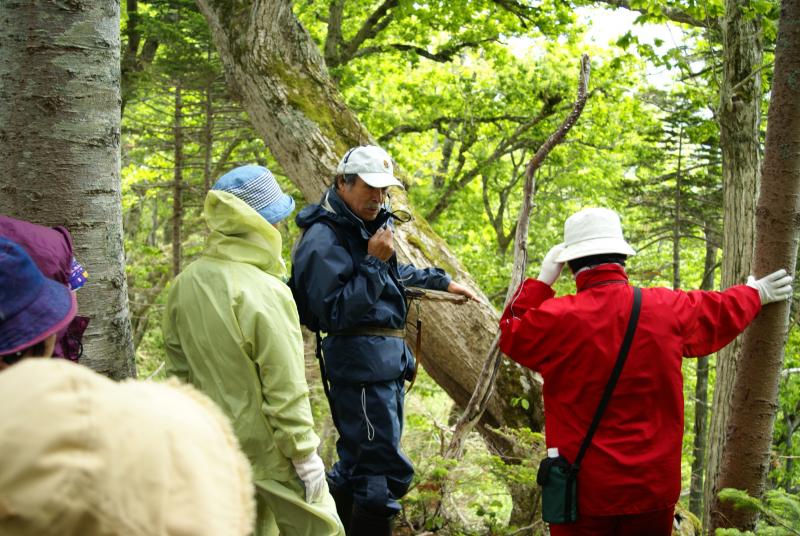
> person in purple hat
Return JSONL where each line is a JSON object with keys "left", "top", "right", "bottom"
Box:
{"left": 0, "top": 216, "right": 89, "bottom": 362}
{"left": 0, "top": 237, "right": 78, "bottom": 371}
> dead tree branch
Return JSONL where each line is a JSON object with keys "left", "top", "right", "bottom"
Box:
{"left": 592, "top": 0, "right": 716, "bottom": 29}
{"left": 444, "top": 54, "right": 591, "bottom": 459}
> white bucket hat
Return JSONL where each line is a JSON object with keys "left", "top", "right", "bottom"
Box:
{"left": 555, "top": 207, "right": 636, "bottom": 263}
{"left": 336, "top": 145, "right": 403, "bottom": 188}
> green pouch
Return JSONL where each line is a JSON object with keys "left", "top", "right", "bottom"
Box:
{"left": 537, "top": 455, "right": 578, "bottom": 524}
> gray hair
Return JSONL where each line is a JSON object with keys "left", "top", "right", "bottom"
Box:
{"left": 333, "top": 173, "right": 358, "bottom": 188}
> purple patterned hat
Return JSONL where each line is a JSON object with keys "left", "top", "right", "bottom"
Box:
{"left": 0, "top": 238, "right": 77, "bottom": 355}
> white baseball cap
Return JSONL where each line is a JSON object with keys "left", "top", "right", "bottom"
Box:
{"left": 556, "top": 207, "right": 636, "bottom": 262}
{"left": 336, "top": 145, "right": 404, "bottom": 188}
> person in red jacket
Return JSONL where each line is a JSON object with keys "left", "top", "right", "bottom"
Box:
{"left": 499, "top": 207, "right": 792, "bottom": 536}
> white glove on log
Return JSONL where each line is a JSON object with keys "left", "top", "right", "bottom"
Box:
{"left": 746, "top": 269, "right": 793, "bottom": 304}
{"left": 292, "top": 452, "right": 327, "bottom": 503}
{"left": 537, "top": 244, "right": 566, "bottom": 286}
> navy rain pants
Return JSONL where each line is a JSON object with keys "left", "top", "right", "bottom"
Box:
{"left": 326, "top": 378, "right": 413, "bottom": 516}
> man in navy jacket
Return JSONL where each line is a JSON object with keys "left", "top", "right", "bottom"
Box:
{"left": 291, "top": 145, "right": 475, "bottom": 535}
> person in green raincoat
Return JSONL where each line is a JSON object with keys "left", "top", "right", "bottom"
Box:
{"left": 163, "top": 165, "right": 345, "bottom": 536}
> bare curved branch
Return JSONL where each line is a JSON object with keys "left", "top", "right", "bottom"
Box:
{"left": 445, "top": 54, "right": 591, "bottom": 459}
{"left": 354, "top": 37, "right": 498, "bottom": 63}
{"left": 337, "top": 0, "right": 399, "bottom": 66}
{"left": 378, "top": 114, "right": 530, "bottom": 143}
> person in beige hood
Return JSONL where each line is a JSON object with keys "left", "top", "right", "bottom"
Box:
{"left": 0, "top": 359, "right": 255, "bottom": 536}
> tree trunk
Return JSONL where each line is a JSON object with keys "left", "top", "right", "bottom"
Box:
{"left": 689, "top": 232, "right": 717, "bottom": 517}
{"left": 203, "top": 62, "right": 214, "bottom": 194}
{"left": 785, "top": 411, "right": 799, "bottom": 486}
{"left": 147, "top": 195, "right": 159, "bottom": 247}
{"left": 172, "top": 81, "right": 184, "bottom": 277}
{"left": 0, "top": 0, "right": 136, "bottom": 379}
{"left": 434, "top": 136, "right": 455, "bottom": 189}
{"left": 196, "top": 0, "right": 543, "bottom": 451}
{"left": 673, "top": 127, "right": 683, "bottom": 290}
{"left": 121, "top": 0, "right": 159, "bottom": 117}
{"left": 703, "top": 0, "right": 763, "bottom": 526}
{"left": 710, "top": 1, "right": 800, "bottom": 530}
{"left": 121, "top": 0, "right": 141, "bottom": 117}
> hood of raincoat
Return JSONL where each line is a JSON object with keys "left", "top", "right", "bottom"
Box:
{"left": 0, "top": 359, "right": 255, "bottom": 536}
{"left": 204, "top": 190, "right": 287, "bottom": 279}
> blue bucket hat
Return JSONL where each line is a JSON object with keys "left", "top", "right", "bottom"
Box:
{"left": 211, "top": 165, "right": 295, "bottom": 225}
{"left": 0, "top": 238, "right": 77, "bottom": 355}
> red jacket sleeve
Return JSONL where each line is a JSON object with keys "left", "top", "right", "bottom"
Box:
{"left": 499, "top": 278, "right": 558, "bottom": 369}
{"left": 674, "top": 284, "right": 762, "bottom": 357}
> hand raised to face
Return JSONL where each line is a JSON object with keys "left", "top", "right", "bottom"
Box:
{"left": 368, "top": 226, "right": 394, "bottom": 262}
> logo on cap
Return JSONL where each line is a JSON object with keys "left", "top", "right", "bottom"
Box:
{"left": 383, "top": 160, "right": 389, "bottom": 169}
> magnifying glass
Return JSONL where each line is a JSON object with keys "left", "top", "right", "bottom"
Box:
{"left": 388, "top": 209, "right": 412, "bottom": 226}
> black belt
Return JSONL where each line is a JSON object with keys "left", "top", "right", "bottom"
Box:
{"left": 327, "top": 327, "right": 406, "bottom": 338}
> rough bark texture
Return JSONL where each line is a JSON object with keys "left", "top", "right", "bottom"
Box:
{"left": 710, "top": 0, "right": 800, "bottom": 530}
{"left": 703, "top": 0, "right": 763, "bottom": 526}
{"left": 196, "top": 0, "right": 543, "bottom": 452}
{"left": 0, "top": 0, "right": 136, "bottom": 379}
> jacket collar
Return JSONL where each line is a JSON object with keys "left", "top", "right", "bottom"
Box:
{"left": 575, "top": 263, "right": 629, "bottom": 292}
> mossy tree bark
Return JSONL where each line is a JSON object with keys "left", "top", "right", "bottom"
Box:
{"left": 710, "top": 0, "right": 800, "bottom": 531}
{"left": 0, "top": 0, "right": 136, "bottom": 379}
{"left": 196, "top": 0, "right": 544, "bottom": 454}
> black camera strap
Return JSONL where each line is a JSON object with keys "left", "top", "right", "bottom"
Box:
{"left": 573, "top": 286, "right": 642, "bottom": 471}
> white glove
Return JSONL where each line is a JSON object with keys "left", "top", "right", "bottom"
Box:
{"left": 746, "top": 269, "right": 793, "bottom": 304}
{"left": 292, "top": 452, "right": 327, "bottom": 503}
{"left": 537, "top": 244, "right": 566, "bottom": 286}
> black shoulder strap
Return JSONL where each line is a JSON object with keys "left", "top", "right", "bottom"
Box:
{"left": 573, "top": 286, "right": 642, "bottom": 470}
{"left": 314, "top": 220, "right": 356, "bottom": 274}
{"left": 317, "top": 219, "right": 349, "bottom": 251}
{"left": 306, "top": 218, "right": 350, "bottom": 431}
{"left": 314, "top": 330, "right": 339, "bottom": 428}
